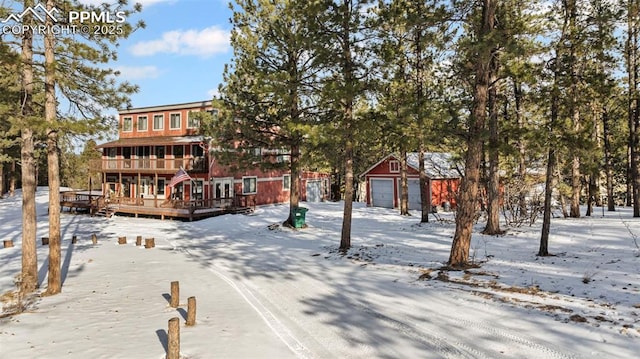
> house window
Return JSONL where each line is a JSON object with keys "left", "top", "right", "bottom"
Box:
{"left": 137, "top": 116, "right": 148, "bottom": 131}
{"left": 283, "top": 175, "right": 290, "bottom": 191}
{"left": 242, "top": 176, "right": 257, "bottom": 195}
{"left": 157, "top": 178, "right": 165, "bottom": 196}
{"left": 191, "top": 179, "right": 203, "bottom": 200}
{"left": 153, "top": 114, "right": 164, "bottom": 130}
{"left": 389, "top": 160, "right": 400, "bottom": 173}
{"left": 122, "top": 117, "right": 132, "bottom": 132}
{"left": 187, "top": 112, "right": 200, "bottom": 129}
{"left": 170, "top": 113, "right": 181, "bottom": 129}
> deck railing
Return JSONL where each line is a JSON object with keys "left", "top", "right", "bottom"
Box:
{"left": 91, "top": 157, "right": 207, "bottom": 172}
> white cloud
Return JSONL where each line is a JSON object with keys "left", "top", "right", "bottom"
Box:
{"left": 207, "top": 88, "right": 220, "bottom": 99}
{"left": 115, "top": 65, "right": 161, "bottom": 80}
{"left": 130, "top": 26, "right": 230, "bottom": 58}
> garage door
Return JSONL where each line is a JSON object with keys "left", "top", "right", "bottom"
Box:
{"left": 407, "top": 179, "right": 422, "bottom": 210}
{"left": 306, "top": 180, "right": 322, "bottom": 202}
{"left": 371, "top": 179, "right": 394, "bottom": 208}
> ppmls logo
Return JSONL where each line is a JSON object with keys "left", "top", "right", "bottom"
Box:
{"left": 1, "top": 3, "right": 60, "bottom": 23}
{"left": 1, "top": 3, "right": 126, "bottom": 24}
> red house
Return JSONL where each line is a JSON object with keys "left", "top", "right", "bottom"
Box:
{"left": 360, "top": 153, "right": 461, "bottom": 211}
{"left": 91, "top": 100, "right": 328, "bottom": 220}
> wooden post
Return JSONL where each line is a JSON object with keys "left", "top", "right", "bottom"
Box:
{"left": 186, "top": 296, "right": 196, "bottom": 326}
{"left": 71, "top": 235, "right": 77, "bottom": 244}
{"left": 167, "top": 317, "right": 180, "bottom": 359}
{"left": 91, "top": 233, "right": 98, "bottom": 244}
{"left": 118, "top": 236, "right": 127, "bottom": 245}
{"left": 136, "top": 235, "right": 142, "bottom": 246}
{"left": 41, "top": 237, "right": 49, "bottom": 245}
{"left": 145, "top": 237, "right": 155, "bottom": 248}
{"left": 170, "top": 281, "right": 179, "bottom": 308}
{"left": 3, "top": 240, "right": 13, "bottom": 248}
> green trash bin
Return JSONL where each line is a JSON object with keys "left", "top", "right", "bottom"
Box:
{"left": 292, "top": 207, "right": 308, "bottom": 228}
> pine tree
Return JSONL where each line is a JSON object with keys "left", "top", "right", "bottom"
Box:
{"left": 448, "top": 0, "right": 498, "bottom": 268}
{"left": 218, "top": 0, "right": 320, "bottom": 226}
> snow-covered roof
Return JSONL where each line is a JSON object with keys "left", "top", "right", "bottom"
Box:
{"left": 360, "top": 152, "right": 462, "bottom": 179}
{"left": 406, "top": 152, "right": 462, "bottom": 179}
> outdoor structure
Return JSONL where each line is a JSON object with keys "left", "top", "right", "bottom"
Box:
{"left": 86, "top": 100, "right": 328, "bottom": 220}
{"left": 360, "top": 153, "right": 462, "bottom": 211}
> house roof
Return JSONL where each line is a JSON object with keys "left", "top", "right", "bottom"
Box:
{"left": 95, "top": 135, "right": 205, "bottom": 149}
{"left": 360, "top": 152, "right": 462, "bottom": 179}
{"left": 119, "top": 100, "right": 212, "bottom": 115}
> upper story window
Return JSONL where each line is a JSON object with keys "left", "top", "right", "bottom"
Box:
{"left": 153, "top": 114, "right": 164, "bottom": 130}
{"left": 170, "top": 113, "right": 181, "bottom": 129}
{"left": 122, "top": 117, "right": 133, "bottom": 132}
{"left": 283, "top": 175, "right": 291, "bottom": 191}
{"left": 137, "top": 115, "right": 148, "bottom": 131}
{"left": 389, "top": 160, "right": 400, "bottom": 173}
{"left": 187, "top": 111, "right": 199, "bottom": 129}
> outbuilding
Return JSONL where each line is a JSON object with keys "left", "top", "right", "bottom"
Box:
{"left": 360, "top": 153, "right": 462, "bottom": 210}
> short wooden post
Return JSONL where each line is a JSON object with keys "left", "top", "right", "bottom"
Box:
{"left": 91, "top": 234, "right": 98, "bottom": 244}
{"left": 186, "top": 296, "right": 196, "bottom": 326}
{"left": 71, "top": 235, "right": 77, "bottom": 244}
{"left": 167, "top": 317, "right": 180, "bottom": 359}
{"left": 145, "top": 237, "right": 155, "bottom": 248}
{"left": 170, "top": 281, "right": 179, "bottom": 308}
{"left": 136, "top": 235, "right": 142, "bottom": 246}
{"left": 41, "top": 237, "right": 49, "bottom": 245}
{"left": 118, "top": 236, "right": 127, "bottom": 245}
{"left": 3, "top": 240, "right": 14, "bottom": 248}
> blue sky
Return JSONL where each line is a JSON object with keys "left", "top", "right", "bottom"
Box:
{"left": 102, "top": 0, "right": 233, "bottom": 108}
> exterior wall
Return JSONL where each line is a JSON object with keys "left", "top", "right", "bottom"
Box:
{"left": 119, "top": 102, "right": 212, "bottom": 139}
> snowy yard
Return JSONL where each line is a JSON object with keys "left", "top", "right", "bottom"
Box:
{"left": 1, "top": 189, "right": 639, "bottom": 358}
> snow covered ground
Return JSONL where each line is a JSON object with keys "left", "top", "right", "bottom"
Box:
{"left": 1, "top": 189, "right": 639, "bottom": 358}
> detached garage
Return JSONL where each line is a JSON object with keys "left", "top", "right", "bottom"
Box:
{"left": 360, "top": 153, "right": 461, "bottom": 210}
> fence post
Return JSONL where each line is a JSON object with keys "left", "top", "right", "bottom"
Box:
{"left": 186, "top": 296, "right": 196, "bottom": 326}
{"left": 167, "top": 317, "right": 180, "bottom": 359}
{"left": 145, "top": 238, "right": 155, "bottom": 248}
{"left": 72, "top": 235, "right": 77, "bottom": 244}
{"left": 41, "top": 237, "right": 49, "bottom": 246}
{"left": 118, "top": 236, "right": 127, "bottom": 245}
{"left": 3, "top": 240, "right": 13, "bottom": 248}
{"left": 91, "top": 234, "right": 98, "bottom": 244}
{"left": 136, "top": 235, "right": 142, "bottom": 246}
{"left": 170, "top": 281, "right": 179, "bottom": 308}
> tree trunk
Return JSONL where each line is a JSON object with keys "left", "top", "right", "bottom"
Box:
{"left": 539, "top": 148, "right": 555, "bottom": 256}
{"left": 45, "top": 0, "right": 61, "bottom": 295}
{"left": 418, "top": 150, "right": 430, "bottom": 222}
{"left": 340, "top": 121, "right": 354, "bottom": 252}
{"left": 514, "top": 81, "right": 528, "bottom": 217}
{"left": 483, "top": 50, "right": 502, "bottom": 235}
{"left": 20, "top": 0, "right": 38, "bottom": 295}
{"left": 9, "top": 159, "right": 16, "bottom": 196}
{"left": 629, "top": 0, "right": 640, "bottom": 217}
{"left": 0, "top": 162, "right": 4, "bottom": 197}
{"left": 602, "top": 108, "right": 615, "bottom": 211}
{"left": 449, "top": 0, "right": 496, "bottom": 268}
{"left": 285, "top": 143, "right": 301, "bottom": 226}
{"left": 399, "top": 150, "right": 409, "bottom": 216}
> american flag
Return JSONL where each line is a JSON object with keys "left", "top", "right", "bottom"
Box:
{"left": 168, "top": 167, "right": 192, "bottom": 188}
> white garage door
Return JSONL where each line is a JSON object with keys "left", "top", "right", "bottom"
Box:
{"left": 306, "top": 180, "right": 322, "bottom": 202}
{"left": 407, "top": 179, "right": 422, "bottom": 210}
{"left": 371, "top": 179, "right": 394, "bottom": 208}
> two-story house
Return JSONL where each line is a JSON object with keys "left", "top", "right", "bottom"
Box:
{"left": 93, "top": 100, "right": 329, "bottom": 220}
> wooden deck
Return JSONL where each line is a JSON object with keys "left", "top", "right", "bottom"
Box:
{"left": 60, "top": 191, "right": 254, "bottom": 221}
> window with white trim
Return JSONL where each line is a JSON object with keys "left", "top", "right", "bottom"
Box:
{"left": 283, "top": 174, "right": 291, "bottom": 191}
{"left": 122, "top": 117, "right": 133, "bottom": 132}
{"left": 170, "top": 113, "right": 181, "bottom": 129}
{"left": 389, "top": 160, "right": 400, "bottom": 173}
{"left": 137, "top": 115, "right": 148, "bottom": 131}
{"left": 187, "top": 112, "right": 200, "bottom": 128}
{"left": 153, "top": 114, "right": 164, "bottom": 130}
{"left": 242, "top": 176, "right": 257, "bottom": 194}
